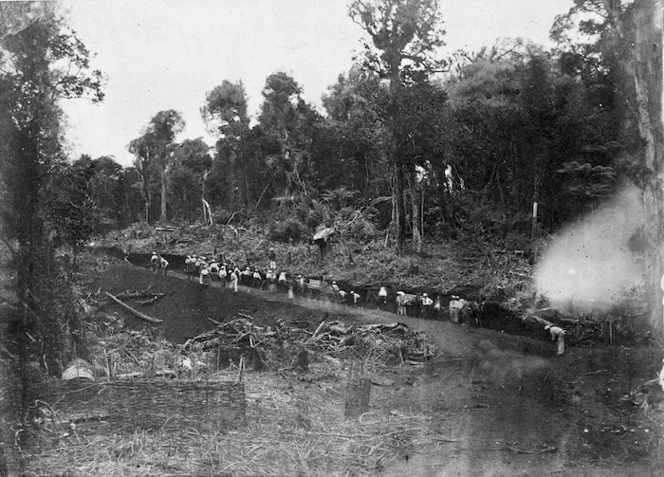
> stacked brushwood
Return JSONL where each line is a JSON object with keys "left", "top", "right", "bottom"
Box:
{"left": 183, "top": 318, "right": 435, "bottom": 368}
{"left": 18, "top": 379, "right": 246, "bottom": 440}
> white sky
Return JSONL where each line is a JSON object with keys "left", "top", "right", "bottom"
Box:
{"left": 59, "top": 0, "right": 572, "bottom": 166}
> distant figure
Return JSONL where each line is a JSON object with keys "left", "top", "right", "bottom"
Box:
{"left": 545, "top": 325, "right": 566, "bottom": 356}
{"left": 229, "top": 270, "right": 238, "bottom": 293}
{"left": 241, "top": 266, "right": 252, "bottom": 285}
{"left": 331, "top": 281, "right": 339, "bottom": 293}
{"left": 433, "top": 296, "right": 442, "bottom": 315}
{"left": 252, "top": 269, "right": 263, "bottom": 288}
{"left": 185, "top": 255, "right": 197, "bottom": 279}
{"left": 420, "top": 293, "right": 433, "bottom": 317}
{"left": 350, "top": 291, "right": 360, "bottom": 306}
{"left": 209, "top": 260, "right": 220, "bottom": 276}
{"left": 287, "top": 280, "right": 294, "bottom": 299}
{"left": 218, "top": 264, "right": 227, "bottom": 281}
{"left": 159, "top": 256, "right": 169, "bottom": 276}
{"left": 449, "top": 296, "right": 466, "bottom": 323}
{"left": 338, "top": 289, "right": 347, "bottom": 303}
{"left": 150, "top": 252, "right": 159, "bottom": 273}
{"left": 378, "top": 286, "right": 388, "bottom": 305}
{"left": 278, "top": 271, "right": 287, "bottom": 290}
{"left": 199, "top": 266, "right": 211, "bottom": 287}
{"left": 269, "top": 248, "right": 276, "bottom": 270}
{"left": 396, "top": 291, "right": 418, "bottom": 316}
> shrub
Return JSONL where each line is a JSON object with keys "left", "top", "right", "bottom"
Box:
{"left": 269, "top": 218, "right": 306, "bottom": 243}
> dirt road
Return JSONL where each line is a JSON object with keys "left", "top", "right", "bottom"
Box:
{"left": 101, "top": 263, "right": 663, "bottom": 476}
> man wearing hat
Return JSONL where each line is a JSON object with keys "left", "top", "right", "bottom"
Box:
{"left": 420, "top": 293, "right": 433, "bottom": 318}
{"left": 449, "top": 296, "right": 465, "bottom": 323}
{"left": 150, "top": 252, "right": 159, "bottom": 273}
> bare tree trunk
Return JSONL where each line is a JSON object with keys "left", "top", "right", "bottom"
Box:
{"left": 531, "top": 173, "right": 540, "bottom": 240}
{"left": 159, "top": 167, "right": 167, "bottom": 223}
{"left": 616, "top": 0, "right": 664, "bottom": 330}
{"left": 392, "top": 162, "right": 406, "bottom": 251}
{"left": 411, "top": 172, "right": 422, "bottom": 253}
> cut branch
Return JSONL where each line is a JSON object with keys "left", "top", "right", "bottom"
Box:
{"left": 105, "top": 292, "right": 163, "bottom": 324}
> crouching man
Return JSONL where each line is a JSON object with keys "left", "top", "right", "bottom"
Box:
{"left": 545, "top": 325, "right": 566, "bottom": 356}
{"left": 159, "top": 256, "right": 169, "bottom": 276}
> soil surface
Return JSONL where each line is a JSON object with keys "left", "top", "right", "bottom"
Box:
{"left": 94, "top": 260, "right": 664, "bottom": 476}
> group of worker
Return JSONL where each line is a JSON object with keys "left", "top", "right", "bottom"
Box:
{"left": 149, "top": 247, "right": 567, "bottom": 356}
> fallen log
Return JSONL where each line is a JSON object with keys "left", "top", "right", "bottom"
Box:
{"left": 116, "top": 291, "right": 165, "bottom": 299}
{"left": 105, "top": 292, "right": 163, "bottom": 324}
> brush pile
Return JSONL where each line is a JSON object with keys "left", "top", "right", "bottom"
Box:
{"left": 183, "top": 317, "right": 435, "bottom": 368}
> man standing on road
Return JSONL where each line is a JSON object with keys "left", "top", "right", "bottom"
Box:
{"left": 199, "top": 265, "right": 211, "bottom": 288}
{"left": 449, "top": 296, "right": 466, "bottom": 323}
{"left": 378, "top": 286, "right": 388, "bottom": 305}
{"left": 420, "top": 293, "right": 433, "bottom": 318}
{"left": 150, "top": 252, "right": 159, "bottom": 273}
{"left": 269, "top": 248, "right": 276, "bottom": 271}
{"left": 230, "top": 269, "right": 239, "bottom": 294}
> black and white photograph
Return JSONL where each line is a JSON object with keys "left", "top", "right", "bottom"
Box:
{"left": 0, "top": 0, "right": 663, "bottom": 475}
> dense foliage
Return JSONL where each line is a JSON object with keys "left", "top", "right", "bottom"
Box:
{"left": 0, "top": 3, "right": 103, "bottom": 378}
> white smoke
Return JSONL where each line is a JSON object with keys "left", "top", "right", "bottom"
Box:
{"left": 534, "top": 185, "right": 646, "bottom": 312}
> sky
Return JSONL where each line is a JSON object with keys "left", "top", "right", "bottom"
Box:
{"left": 59, "top": 0, "right": 573, "bottom": 166}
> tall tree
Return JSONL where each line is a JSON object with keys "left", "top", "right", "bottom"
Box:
{"left": 258, "top": 72, "right": 320, "bottom": 201}
{"left": 552, "top": 0, "right": 664, "bottom": 329}
{"left": 349, "top": 0, "right": 446, "bottom": 251}
{"left": 170, "top": 138, "right": 213, "bottom": 222}
{"left": 89, "top": 155, "right": 124, "bottom": 230}
{"left": 0, "top": 2, "right": 103, "bottom": 388}
{"left": 202, "top": 80, "right": 252, "bottom": 208}
{"left": 129, "top": 110, "right": 185, "bottom": 222}
{"left": 320, "top": 68, "right": 390, "bottom": 199}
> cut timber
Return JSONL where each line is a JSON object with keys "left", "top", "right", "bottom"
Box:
{"left": 105, "top": 292, "right": 163, "bottom": 324}
{"left": 115, "top": 291, "right": 165, "bottom": 299}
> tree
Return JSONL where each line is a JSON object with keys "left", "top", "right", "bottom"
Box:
{"left": 551, "top": 0, "right": 664, "bottom": 329}
{"left": 258, "top": 72, "right": 321, "bottom": 201}
{"left": 170, "top": 138, "right": 213, "bottom": 222}
{"left": 443, "top": 43, "right": 618, "bottom": 243}
{"left": 129, "top": 110, "right": 185, "bottom": 222}
{"left": 202, "top": 80, "right": 252, "bottom": 208}
{"left": 349, "top": 0, "right": 447, "bottom": 252}
{"left": 47, "top": 156, "right": 95, "bottom": 266}
{"left": 319, "top": 68, "right": 390, "bottom": 199}
{"left": 0, "top": 3, "right": 103, "bottom": 386}
{"left": 89, "top": 155, "right": 124, "bottom": 230}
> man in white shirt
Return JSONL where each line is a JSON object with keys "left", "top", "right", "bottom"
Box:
{"left": 545, "top": 325, "right": 566, "bottom": 356}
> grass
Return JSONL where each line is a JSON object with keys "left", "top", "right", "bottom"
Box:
{"left": 20, "top": 366, "right": 442, "bottom": 477}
